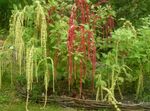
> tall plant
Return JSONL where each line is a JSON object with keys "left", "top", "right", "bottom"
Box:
{"left": 67, "top": 0, "right": 96, "bottom": 97}
{"left": 1, "top": 1, "right": 55, "bottom": 110}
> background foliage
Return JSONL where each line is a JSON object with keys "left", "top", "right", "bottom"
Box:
{"left": 0, "top": 0, "right": 150, "bottom": 111}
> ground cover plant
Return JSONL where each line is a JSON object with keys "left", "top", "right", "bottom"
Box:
{"left": 0, "top": 0, "right": 150, "bottom": 111}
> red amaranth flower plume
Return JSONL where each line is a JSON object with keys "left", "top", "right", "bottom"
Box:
{"left": 67, "top": 0, "right": 96, "bottom": 96}
{"left": 86, "top": 31, "right": 96, "bottom": 90}
{"left": 103, "top": 15, "right": 115, "bottom": 38}
{"left": 67, "top": 5, "right": 77, "bottom": 88}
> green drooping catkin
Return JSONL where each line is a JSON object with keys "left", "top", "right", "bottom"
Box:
{"left": 41, "top": 18, "right": 48, "bottom": 107}
{"left": 47, "top": 57, "right": 55, "bottom": 93}
{"left": 35, "top": 1, "right": 47, "bottom": 47}
{"left": 3, "top": 1, "right": 54, "bottom": 110}
{"left": 26, "top": 46, "right": 34, "bottom": 111}
{"left": 35, "top": 59, "right": 38, "bottom": 82}
{"left": 10, "top": 9, "right": 26, "bottom": 75}
{"left": 0, "top": 5, "right": 26, "bottom": 95}
{"left": 26, "top": 48, "right": 30, "bottom": 111}
{"left": 15, "top": 12, "right": 25, "bottom": 75}
{"left": 102, "top": 87, "right": 121, "bottom": 111}
{"left": 35, "top": 1, "right": 50, "bottom": 107}
{"left": 36, "top": 57, "right": 55, "bottom": 107}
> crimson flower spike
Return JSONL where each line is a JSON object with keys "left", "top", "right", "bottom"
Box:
{"left": 67, "top": 0, "right": 96, "bottom": 96}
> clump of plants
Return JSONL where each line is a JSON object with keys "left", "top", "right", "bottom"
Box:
{"left": 1, "top": 1, "right": 55, "bottom": 110}
{"left": 67, "top": 0, "right": 96, "bottom": 97}
{"left": 2, "top": 0, "right": 145, "bottom": 111}
{"left": 95, "top": 17, "right": 150, "bottom": 110}
{"left": 67, "top": 0, "right": 115, "bottom": 98}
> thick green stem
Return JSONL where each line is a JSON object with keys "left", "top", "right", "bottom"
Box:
{"left": 96, "top": 87, "right": 100, "bottom": 101}
{"left": 115, "top": 41, "right": 119, "bottom": 64}
{"left": 101, "top": 86, "right": 104, "bottom": 101}
{"left": 136, "top": 63, "right": 143, "bottom": 99}
{"left": 11, "top": 60, "right": 13, "bottom": 87}
{"left": 26, "top": 90, "right": 29, "bottom": 111}
{"left": 117, "top": 83, "right": 123, "bottom": 100}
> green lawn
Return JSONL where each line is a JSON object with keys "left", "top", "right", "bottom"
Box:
{"left": 0, "top": 85, "right": 76, "bottom": 111}
{"left": 0, "top": 102, "right": 76, "bottom": 111}
{"left": 0, "top": 84, "right": 109, "bottom": 111}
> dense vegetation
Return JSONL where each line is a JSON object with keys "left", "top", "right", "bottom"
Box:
{"left": 0, "top": 0, "right": 150, "bottom": 111}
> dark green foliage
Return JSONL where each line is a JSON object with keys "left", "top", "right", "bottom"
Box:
{"left": 110, "top": 0, "right": 150, "bottom": 26}
{"left": 1, "top": 1, "right": 150, "bottom": 111}
{"left": 0, "top": 0, "right": 33, "bottom": 39}
{"left": 96, "top": 17, "right": 150, "bottom": 102}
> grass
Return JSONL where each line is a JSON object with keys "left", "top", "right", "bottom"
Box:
{"left": 0, "top": 89, "right": 107, "bottom": 111}
{"left": 0, "top": 82, "right": 76, "bottom": 111}
{"left": 0, "top": 86, "right": 75, "bottom": 111}
{"left": 0, "top": 81, "right": 111, "bottom": 111}
{"left": 0, "top": 102, "right": 76, "bottom": 111}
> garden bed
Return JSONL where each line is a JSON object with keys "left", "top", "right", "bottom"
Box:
{"left": 18, "top": 89, "right": 150, "bottom": 111}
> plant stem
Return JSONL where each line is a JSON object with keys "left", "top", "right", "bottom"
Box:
{"left": 136, "top": 63, "right": 143, "bottom": 99}
{"left": 11, "top": 59, "right": 13, "bottom": 87}
{"left": 26, "top": 90, "right": 29, "bottom": 111}
{"left": 96, "top": 87, "right": 100, "bottom": 101}
{"left": 101, "top": 86, "right": 104, "bottom": 101}
{"left": 117, "top": 83, "right": 123, "bottom": 100}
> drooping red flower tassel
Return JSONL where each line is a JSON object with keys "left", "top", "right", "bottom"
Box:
{"left": 86, "top": 31, "right": 96, "bottom": 90}
{"left": 67, "top": 5, "right": 77, "bottom": 90}
{"left": 67, "top": 0, "right": 97, "bottom": 96}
